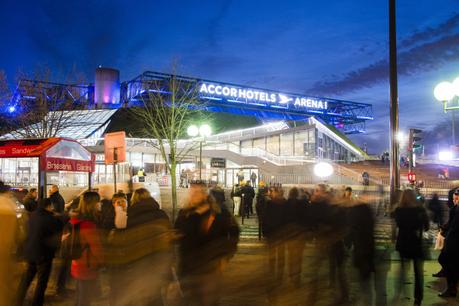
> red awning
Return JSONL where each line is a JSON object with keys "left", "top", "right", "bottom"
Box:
{"left": 0, "top": 138, "right": 95, "bottom": 172}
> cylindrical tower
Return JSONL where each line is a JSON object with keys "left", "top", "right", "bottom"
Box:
{"left": 95, "top": 67, "right": 120, "bottom": 106}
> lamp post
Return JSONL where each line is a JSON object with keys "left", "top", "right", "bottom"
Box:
{"left": 187, "top": 124, "right": 212, "bottom": 180}
{"left": 434, "top": 78, "right": 459, "bottom": 146}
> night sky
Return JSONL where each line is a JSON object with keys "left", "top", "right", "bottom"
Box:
{"left": 1, "top": 0, "right": 459, "bottom": 153}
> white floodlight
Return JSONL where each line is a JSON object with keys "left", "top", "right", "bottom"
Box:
{"left": 438, "top": 151, "right": 453, "bottom": 161}
{"left": 187, "top": 125, "right": 199, "bottom": 137}
{"left": 199, "top": 124, "right": 212, "bottom": 137}
{"left": 314, "top": 162, "right": 334, "bottom": 179}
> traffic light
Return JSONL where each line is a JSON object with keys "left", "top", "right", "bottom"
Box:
{"left": 408, "top": 128, "right": 423, "bottom": 170}
{"left": 407, "top": 171, "right": 416, "bottom": 184}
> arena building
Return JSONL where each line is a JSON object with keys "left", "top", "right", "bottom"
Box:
{"left": 0, "top": 68, "right": 373, "bottom": 189}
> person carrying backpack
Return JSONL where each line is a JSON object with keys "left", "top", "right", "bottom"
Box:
{"left": 69, "top": 191, "right": 103, "bottom": 306}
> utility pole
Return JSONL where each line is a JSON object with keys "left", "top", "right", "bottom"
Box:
{"left": 389, "top": 0, "right": 400, "bottom": 207}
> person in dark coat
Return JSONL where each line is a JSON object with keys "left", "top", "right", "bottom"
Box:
{"left": 428, "top": 193, "right": 442, "bottom": 228}
{"left": 99, "top": 198, "right": 116, "bottom": 231}
{"left": 23, "top": 188, "right": 38, "bottom": 212}
{"left": 263, "top": 186, "right": 287, "bottom": 291}
{"left": 393, "top": 189, "right": 429, "bottom": 306}
{"left": 48, "top": 185, "right": 65, "bottom": 214}
{"left": 434, "top": 189, "right": 459, "bottom": 278}
{"left": 345, "top": 192, "right": 376, "bottom": 305}
{"left": 241, "top": 182, "right": 255, "bottom": 218}
{"left": 16, "top": 198, "right": 64, "bottom": 306}
{"left": 175, "top": 182, "right": 239, "bottom": 306}
{"left": 284, "top": 187, "right": 308, "bottom": 288}
{"left": 438, "top": 190, "right": 459, "bottom": 298}
{"left": 209, "top": 184, "right": 226, "bottom": 211}
{"left": 255, "top": 183, "right": 269, "bottom": 238}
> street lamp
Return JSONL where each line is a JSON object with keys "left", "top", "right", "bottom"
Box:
{"left": 434, "top": 79, "right": 459, "bottom": 145}
{"left": 187, "top": 124, "right": 212, "bottom": 180}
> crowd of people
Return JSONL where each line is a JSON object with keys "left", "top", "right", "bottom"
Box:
{"left": 2, "top": 182, "right": 239, "bottom": 306}
{"left": 0, "top": 179, "right": 459, "bottom": 305}
{"left": 253, "top": 184, "right": 458, "bottom": 306}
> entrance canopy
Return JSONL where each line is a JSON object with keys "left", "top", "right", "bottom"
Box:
{"left": 0, "top": 138, "right": 95, "bottom": 172}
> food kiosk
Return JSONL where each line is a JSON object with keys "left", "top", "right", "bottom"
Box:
{"left": 0, "top": 138, "right": 95, "bottom": 198}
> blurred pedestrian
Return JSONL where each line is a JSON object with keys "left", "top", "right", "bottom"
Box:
{"left": 250, "top": 172, "right": 257, "bottom": 187}
{"left": 438, "top": 189, "right": 459, "bottom": 298}
{"left": 23, "top": 188, "right": 38, "bottom": 212}
{"left": 16, "top": 198, "right": 64, "bottom": 306}
{"left": 285, "top": 187, "right": 308, "bottom": 288}
{"left": 263, "top": 186, "right": 287, "bottom": 301}
{"left": 241, "top": 181, "right": 255, "bottom": 218}
{"left": 175, "top": 182, "right": 240, "bottom": 306}
{"left": 346, "top": 191, "right": 376, "bottom": 305}
{"left": 209, "top": 183, "right": 226, "bottom": 211}
{"left": 0, "top": 182, "right": 18, "bottom": 306}
{"left": 107, "top": 188, "right": 172, "bottom": 306}
{"left": 237, "top": 169, "right": 244, "bottom": 184}
{"left": 428, "top": 194, "right": 442, "bottom": 228}
{"left": 70, "top": 191, "right": 104, "bottom": 306}
{"left": 256, "top": 182, "right": 269, "bottom": 240}
{"left": 393, "top": 189, "right": 429, "bottom": 306}
{"left": 231, "top": 184, "right": 242, "bottom": 216}
{"left": 49, "top": 185, "right": 65, "bottom": 214}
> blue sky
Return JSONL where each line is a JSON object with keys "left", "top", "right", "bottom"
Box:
{"left": 1, "top": 0, "right": 459, "bottom": 152}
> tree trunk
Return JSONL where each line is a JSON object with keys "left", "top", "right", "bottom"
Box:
{"left": 170, "top": 162, "right": 178, "bottom": 222}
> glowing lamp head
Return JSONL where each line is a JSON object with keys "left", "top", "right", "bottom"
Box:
{"left": 199, "top": 124, "right": 212, "bottom": 137}
{"left": 439, "top": 151, "right": 453, "bottom": 161}
{"left": 396, "top": 131, "right": 406, "bottom": 143}
{"left": 8, "top": 106, "right": 16, "bottom": 113}
{"left": 187, "top": 125, "right": 199, "bottom": 137}
{"left": 434, "top": 82, "right": 455, "bottom": 102}
{"left": 314, "top": 162, "right": 334, "bottom": 179}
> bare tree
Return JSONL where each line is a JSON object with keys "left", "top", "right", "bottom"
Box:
{"left": 1, "top": 66, "right": 88, "bottom": 139}
{"left": 0, "top": 70, "right": 12, "bottom": 135}
{"left": 129, "top": 71, "right": 207, "bottom": 220}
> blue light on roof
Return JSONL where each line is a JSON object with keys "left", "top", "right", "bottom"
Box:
{"left": 8, "top": 106, "right": 16, "bottom": 113}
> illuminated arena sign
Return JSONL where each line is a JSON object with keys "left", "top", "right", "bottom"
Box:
{"left": 199, "top": 82, "right": 328, "bottom": 110}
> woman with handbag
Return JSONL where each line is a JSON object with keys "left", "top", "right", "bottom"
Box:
{"left": 393, "top": 189, "right": 429, "bottom": 306}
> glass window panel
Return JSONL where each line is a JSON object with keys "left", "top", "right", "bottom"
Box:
{"left": 253, "top": 138, "right": 265, "bottom": 151}
{"left": 280, "top": 133, "right": 293, "bottom": 156}
{"left": 267, "top": 135, "right": 280, "bottom": 155}
{"left": 294, "top": 131, "right": 308, "bottom": 156}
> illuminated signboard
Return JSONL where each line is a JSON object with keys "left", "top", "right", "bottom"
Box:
{"left": 199, "top": 82, "right": 328, "bottom": 110}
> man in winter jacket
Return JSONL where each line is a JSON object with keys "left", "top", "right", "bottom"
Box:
{"left": 49, "top": 185, "right": 65, "bottom": 214}
{"left": 23, "top": 188, "right": 38, "bottom": 212}
{"left": 16, "top": 198, "right": 64, "bottom": 306}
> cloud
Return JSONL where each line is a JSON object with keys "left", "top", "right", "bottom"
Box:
{"left": 400, "top": 13, "right": 459, "bottom": 49}
{"left": 309, "top": 34, "right": 459, "bottom": 95}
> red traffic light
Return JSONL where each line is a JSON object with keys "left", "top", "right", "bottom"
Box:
{"left": 408, "top": 172, "right": 416, "bottom": 183}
